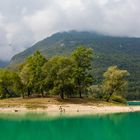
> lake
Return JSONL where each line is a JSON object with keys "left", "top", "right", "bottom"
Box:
{"left": 0, "top": 112, "right": 139, "bottom": 140}
{"left": 128, "top": 101, "right": 140, "bottom": 106}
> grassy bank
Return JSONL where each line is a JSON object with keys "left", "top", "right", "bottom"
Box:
{"left": 0, "top": 97, "right": 125, "bottom": 109}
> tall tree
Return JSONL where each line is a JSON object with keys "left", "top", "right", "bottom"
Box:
{"left": 71, "top": 46, "right": 94, "bottom": 98}
{"left": 102, "top": 66, "right": 129, "bottom": 102}
{"left": 43, "top": 56, "right": 75, "bottom": 99}
{"left": 19, "top": 51, "right": 47, "bottom": 97}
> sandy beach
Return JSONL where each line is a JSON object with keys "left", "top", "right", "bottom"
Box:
{"left": 0, "top": 98, "right": 139, "bottom": 115}
{"left": 0, "top": 104, "right": 140, "bottom": 115}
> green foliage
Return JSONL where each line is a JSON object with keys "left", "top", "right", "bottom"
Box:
{"left": 19, "top": 51, "right": 47, "bottom": 97}
{"left": 102, "top": 66, "right": 129, "bottom": 102}
{"left": 19, "top": 46, "right": 94, "bottom": 99}
{"left": 43, "top": 56, "right": 76, "bottom": 99}
{"left": 111, "top": 95, "right": 127, "bottom": 104}
{"left": 0, "top": 46, "right": 130, "bottom": 102}
{"left": 88, "top": 85, "right": 103, "bottom": 99}
{"left": 8, "top": 31, "right": 140, "bottom": 100}
{"left": 41, "top": 46, "right": 94, "bottom": 99}
{"left": 0, "top": 69, "right": 22, "bottom": 98}
{"left": 71, "top": 46, "right": 94, "bottom": 98}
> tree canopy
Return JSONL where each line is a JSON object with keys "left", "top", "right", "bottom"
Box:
{"left": 0, "top": 46, "right": 130, "bottom": 103}
{"left": 102, "top": 66, "right": 129, "bottom": 102}
{"left": 0, "top": 69, "right": 22, "bottom": 98}
{"left": 71, "top": 46, "right": 94, "bottom": 98}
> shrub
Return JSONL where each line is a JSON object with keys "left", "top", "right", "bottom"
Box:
{"left": 111, "top": 95, "right": 127, "bottom": 104}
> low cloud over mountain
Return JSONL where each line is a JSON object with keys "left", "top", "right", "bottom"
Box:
{"left": 0, "top": 0, "right": 140, "bottom": 60}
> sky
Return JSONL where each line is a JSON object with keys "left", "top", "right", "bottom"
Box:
{"left": 0, "top": 0, "right": 140, "bottom": 61}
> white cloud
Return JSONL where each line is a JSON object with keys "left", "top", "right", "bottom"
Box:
{"left": 0, "top": 0, "right": 140, "bottom": 60}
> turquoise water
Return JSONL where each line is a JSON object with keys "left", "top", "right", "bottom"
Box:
{"left": 128, "top": 101, "right": 140, "bottom": 106}
{"left": 0, "top": 112, "right": 140, "bottom": 140}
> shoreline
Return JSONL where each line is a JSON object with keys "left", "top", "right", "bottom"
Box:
{"left": 128, "top": 101, "right": 140, "bottom": 102}
{"left": 0, "top": 98, "right": 139, "bottom": 116}
{"left": 0, "top": 104, "right": 140, "bottom": 116}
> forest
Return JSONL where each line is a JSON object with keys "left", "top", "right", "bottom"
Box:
{"left": 0, "top": 46, "right": 129, "bottom": 103}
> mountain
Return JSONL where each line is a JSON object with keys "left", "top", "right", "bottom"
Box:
{"left": 9, "top": 31, "right": 140, "bottom": 99}
{"left": 0, "top": 60, "right": 9, "bottom": 68}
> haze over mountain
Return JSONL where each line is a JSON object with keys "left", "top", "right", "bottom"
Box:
{"left": 0, "top": 60, "right": 9, "bottom": 67}
{"left": 9, "top": 31, "right": 140, "bottom": 99}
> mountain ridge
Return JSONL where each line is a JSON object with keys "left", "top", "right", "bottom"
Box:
{"left": 8, "top": 31, "right": 140, "bottom": 99}
{"left": 10, "top": 31, "right": 140, "bottom": 63}
{"left": 10, "top": 31, "right": 107, "bottom": 64}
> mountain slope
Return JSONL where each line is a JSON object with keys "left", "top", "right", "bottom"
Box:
{"left": 9, "top": 31, "right": 140, "bottom": 99}
{"left": 0, "top": 60, "right": 9, "bottom": 67}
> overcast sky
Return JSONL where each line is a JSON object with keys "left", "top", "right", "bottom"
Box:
{"left": 0, "top": 0, "right": 140, "bottom": 61}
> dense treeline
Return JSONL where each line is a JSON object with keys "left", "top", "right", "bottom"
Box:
{"left": 9, "top": 31, "right": 140, "bottom": 100}
{"left": 0, "top": 46, "right": 129, "bottom": 103}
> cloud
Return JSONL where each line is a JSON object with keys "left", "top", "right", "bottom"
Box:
{"left": 0, "top": 0, "right": 140, "bottom": 60}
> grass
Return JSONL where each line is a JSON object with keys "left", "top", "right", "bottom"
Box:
{"left": 25, "top": 104, "right": 47, "bottom": 109}
{"left": 0, "top": 97, "right": 125, "bottom": 109}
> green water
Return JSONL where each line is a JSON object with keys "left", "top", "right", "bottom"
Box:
{"left": 128, "top": 101, "right": 140, "bottom": 106}
{"left": 0, "top": 112, "right": 140, "bottom": 140}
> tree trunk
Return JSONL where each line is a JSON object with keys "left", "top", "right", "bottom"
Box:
{"left": 22, "top": 92, "right": 25, "bottom": 98}
{"left": 78, "top": 79, "right": 82, "bottom": 98}
{"left": 79, "top": 89, "right": 82, "bottom": 98}
{"left": 27, "top": 88, "right": 31, "bottom": 97}
{"left": 41, "top": 90, "right": 44, "bottom": 97}
{"left": 106, "top": 88, "right": 117, "bottom": 102}
{"left": 106, "top": 97, "right": 110, "bottom": 102}
{"left": 106, "top": 92, "right": 113, "bottom": 102}
{"left": 60, "top": 89, "right": 64, "bottom": 99}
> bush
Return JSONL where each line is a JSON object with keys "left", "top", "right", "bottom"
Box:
{"left": 88, "top": 85, "right": 104, "bottom": 99}
{"left": 111, "top": 95, "right": 127, "bottom": 104}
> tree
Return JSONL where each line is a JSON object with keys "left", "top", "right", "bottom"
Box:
{"left": 102, "top": 66, "right": 129, "bottom": 102}
{"left": 71, "top": 46, "right": 94, "bottom": 98}
{"left": 0, "top": 69, "right": 22, "bottom": 98}
{"left": 19, "top": 51, "right": 47, "bottom": 97}
{"left": 19, "top": 63, "right": 32, "bottom": 97}
{"left": 43, "top": 56, "right": 75, "bottom": 99}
